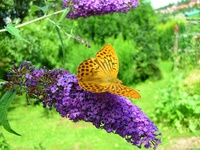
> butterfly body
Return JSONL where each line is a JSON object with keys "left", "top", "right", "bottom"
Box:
{"left": 77, "top": 44, "right": 141, "bottom": 99}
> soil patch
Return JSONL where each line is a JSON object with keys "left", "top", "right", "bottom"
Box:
{"left": 159, "top": 137, "right": 200, "bottom": 150}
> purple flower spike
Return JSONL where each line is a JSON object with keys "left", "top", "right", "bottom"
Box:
{"left": 5, "top": 61, "right": 161, "bottom": 149}
{"left": 44, "top": 71, "right": 161, "bottom": 149}
{"left": 63, "top": 0, "right": 139, "bottom": 19}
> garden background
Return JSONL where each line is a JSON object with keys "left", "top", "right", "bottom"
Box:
{"left": 0, "top": 0, "right": 200, "bottom": 149}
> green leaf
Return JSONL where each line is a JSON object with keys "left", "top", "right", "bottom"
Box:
{"left": 39, "top": 6, "right": 48, "bottom": 14}
{"left": 58, "top": 8, "right": 70, "bottom": 23}
{"left": 55, "top": 27, "right": 65, "bottom": 58}
{"left": 189, "top": 121, "right": 197, "bottom": 132}
{"left": 0, "top": 79, "right": 7, "bottom": 82}
{"left": 66, "top": 29, "right": 73, "bottom": 46}
{"left": 5, "top": 24, "right": 30, "bottom": 44}
{"left": 29, "top": 5, "right": 40, "bottom": 14}
{"left": 0, "top": 90, "right": 21, "bottom": 136}
{"left": 30, "top": 5, "right": 48, "bottom": 14}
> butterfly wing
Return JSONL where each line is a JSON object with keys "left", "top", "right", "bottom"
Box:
{"left": 95, "top": 44, "right": 119, "bottom": 78}
{"left": 77, "top": 44, "right": 141, "bottom": 99}
{"left": 108, "top": 83, "right": 141, "bottom": 99}
{"left": 77, "top": 44, "right": 119, "bottom": 93}
{"left": 77, "top": 58, "right": 109, "bottom": 92}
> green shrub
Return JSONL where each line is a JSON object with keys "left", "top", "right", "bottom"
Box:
{"left": 0, "top": 19, "right": 74, "bottom": 80}
{"left": 178, "top": 21, "right": 200, "bottom": 69}
{"left": 152, "top": 75, "right": 200, "bottom": 132}
{"left": 157, "top": 18, "right": 186, "bottom": 60}
{"left": 183, "top": 69, "right": 200, "bottom": 96}
{"left": 157, "top": 16, "right": 200, "bottom": 71}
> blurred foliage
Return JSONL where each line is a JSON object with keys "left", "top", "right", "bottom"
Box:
{"left": 0, "top": 0, "right": 45, "bottom": 28}
{"left": 0, "top": 21, "right": 58, "bottom": 79}
{"left": 178, "top": 21, "right": 200, "bottom": 69}
{"left": 75, "top": 0, "right": 158, "bottom": 44}
{"left": 157, "top": 16, "right": 200, "bottom": 69}
{"left": 0, "top": 0, "right": 162, "bottom": 84}
{"left": 0, "top": 0, "right": 64, "bottom": 28}
{"left": 183, "top": 69, "right": 200, "bottom": 96}
{"left": 157, "top": 18, "right": 186, "bottom": 60}
{"left": 152, "top": 75, "right": 200, "bottom": 133}
{"left": 0, "top": 133, "right": 9, "bottom": 150}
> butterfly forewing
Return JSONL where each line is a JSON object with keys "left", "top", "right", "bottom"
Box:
{"left": 95, "top": 44, "right": 119, "bottom": 78}
{"left": 77, "top": 58, "right": 109, "bottom": 92}
{"left": 77, "top": 58, "right": 98, "bottom": 80}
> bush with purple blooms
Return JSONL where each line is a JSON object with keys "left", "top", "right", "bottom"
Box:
{"left": 3, "top": 61, "right": 161, "bottom": 149}
{"left": 63, "top": 0, "right": 139, "bottom": 18}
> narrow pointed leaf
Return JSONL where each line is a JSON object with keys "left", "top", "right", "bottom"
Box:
{"left": 55, "top": 27, "right": 65, "bottom": 58}
{"left": 39, "top": 6, "right": 48, "bottom": 14}
{"left": 5, "top": 24, "right": 30, "bottom": 43}
{"left": 66, "top": 29, "right": 73, "bottom": 46}
{"left": 58, "top": 8, "right": 70, "bottom": 23}
{"left": 0, "top": 90, "right": 21, "bottom": 136}
{"left": 29, "top": 5, "right": 40, "bottom": 14}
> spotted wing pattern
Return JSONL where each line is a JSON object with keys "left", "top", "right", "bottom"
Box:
{"left": 77, "top": 44, "right": 141, "bottom": 99}
{"left": 108, "top": 84, "right": 141, "bottom": 99}
{"left": 95, "top": 44, "right": 119, "bottom": 78}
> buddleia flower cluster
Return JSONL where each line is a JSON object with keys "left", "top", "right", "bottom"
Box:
{"left": 63, "top": 0, "right": 139, "bottom": 18}
{"left": 4, "top": 61, "right": 161, "bottom": 149}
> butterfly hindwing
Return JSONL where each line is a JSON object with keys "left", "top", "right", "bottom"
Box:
{"left": 108, "top": 84, "right": 141, "bottom": 99}
{"left": 79, "top": 82, "right": 107, "bottom": 93}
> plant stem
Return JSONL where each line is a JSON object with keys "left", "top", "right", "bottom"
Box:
{"left": 0, "top": 10, "right": 65, "bottom": 33}
{"left": 46, "top": 18, "right": 73, "bottom": 38}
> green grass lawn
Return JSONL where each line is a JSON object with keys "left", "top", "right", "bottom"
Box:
{"left": 1, "top": 61, "right": 199, "bottom": 150}
{"left": 2, "top": 104, "right": 144, "bottom": 150}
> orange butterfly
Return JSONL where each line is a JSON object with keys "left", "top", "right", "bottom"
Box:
{"left": 77, "top": 44, "right": 141, "bottom": 99}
